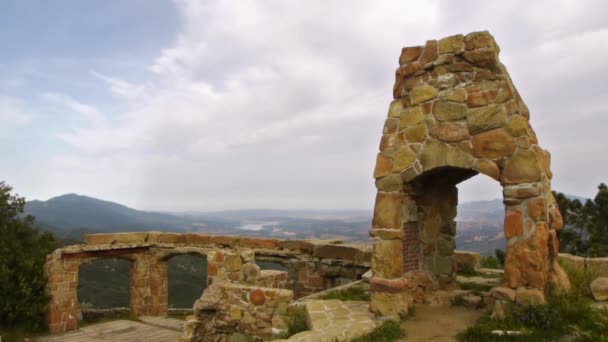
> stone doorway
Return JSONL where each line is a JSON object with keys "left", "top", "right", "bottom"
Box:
{"left": 369, "top": 31, "right": 569, "bottom": 317}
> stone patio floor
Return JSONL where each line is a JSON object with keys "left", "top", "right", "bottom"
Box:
{"left": 277, "top": 299, "right": 380, "bottom": 342}
{"left": 35, "top": 317, "right": 183, "bottom": 342}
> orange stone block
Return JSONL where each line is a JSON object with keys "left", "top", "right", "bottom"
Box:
{"left": 504, "top": 209, "right": 523, "bottom": 239}
{"left": 374, "top": 154, "right": 392, "bottom": 179}
{"left": 526, "top": 198, "right": 546, "bottom": 222}
{"left": 250, "top": 289, "right": 266, "bottom": 306}
{"left": 372, "top": 192, "right": 403, "bottom": 229}
{"left": 472, "top": 128, "right": 516, "bottom": 159}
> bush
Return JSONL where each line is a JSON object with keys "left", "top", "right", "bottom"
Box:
{"left": 457, "top": 291, "right": 608, "bottom": 341}
{"left": 480, "top": 255, "right": 501, "bottom": 269}
{"left": 351, "top": 320, "right": 405, "bottom": 342}
{"left": 286, "top": 305, "right": 308, "bottom": 337}
{"left": 0, "top": 182, "right": 59, "bottom": 333}
{"left": 318, "top": 284, "right": 370, "bottom": 301}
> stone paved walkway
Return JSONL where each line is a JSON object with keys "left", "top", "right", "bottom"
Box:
{"left": 35, "top": 318, "right": 183, "bottom": 342}
{"left": 278, "top": 300, "right": 380, "bottom": 342}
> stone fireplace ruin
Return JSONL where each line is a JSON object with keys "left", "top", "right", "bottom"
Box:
{"left": 369, "top": 31, "right": 570, "bottom": 317}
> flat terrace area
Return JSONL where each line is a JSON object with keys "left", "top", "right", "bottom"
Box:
{"left": 36, "top": 316, "right": 183, "bottom": 342}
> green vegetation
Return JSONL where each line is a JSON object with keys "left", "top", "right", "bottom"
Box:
{"left": 286, "top": 305, "right": 308, "bottom": 337}
{"left": 0, "top": 181, "right": 59, "bottom": 336}
{"left": 351, "top": 320, "right": 405, "bottom": 342}
{"left": 555, "top": 183, "right": 608, "bottom": 256}
{"left": 480, "top": 249, "right": 506, "bottom": 269}
{"left": 558, "top": 260, "right": 597, "bottom": 299}
{"left": 458, "top": 265, "right": 608, "bottom": 341}
{"left": 318, "top": 284, "right": 370, "bottom": 301}
{"left": 457, "top": 281, "right": 493, "bottom": 292}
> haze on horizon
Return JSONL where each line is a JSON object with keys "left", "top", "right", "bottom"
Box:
{"left": 1, "top": 0, "right": 607, "bottom": 211}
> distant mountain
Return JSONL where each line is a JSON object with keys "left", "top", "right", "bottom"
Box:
{"left": 26, "top": 192, "right": 584, "bottom": 255}
{"left": 25, "top": 194, "right": 236, "bottom": 239}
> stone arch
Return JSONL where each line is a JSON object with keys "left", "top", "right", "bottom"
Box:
{"left": 77, "top": 256, "right": 133, "bottom": 309}
{"left": 369, "top": 31, "right": 568, "bottom": 317}
{"left": 164, "top": 253, "right": 208, "bottom": 309}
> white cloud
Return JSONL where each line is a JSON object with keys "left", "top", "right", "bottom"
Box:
{"left": 0, "top": 96, "right": 32, "bottom": 136}
{"left": 13, "top": 0, "right": 608, "bottom": 209}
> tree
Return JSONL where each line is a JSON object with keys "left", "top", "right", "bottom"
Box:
{"left": 587, "top": 183, "right": 608, "bottom": 256}
{"left": 0, "top": 181, "right": 59, "bottom": 332}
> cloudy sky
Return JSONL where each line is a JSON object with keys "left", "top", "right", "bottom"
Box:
{"left": 1, "top": 0, "right": 607, "bottom": 211}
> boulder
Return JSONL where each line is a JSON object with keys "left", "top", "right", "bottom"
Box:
{"left": 590, "top": 277, "right": 608, "bottom": 301}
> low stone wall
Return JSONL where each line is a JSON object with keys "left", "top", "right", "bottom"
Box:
{"left": 182, "top": 250, "right": 294, "bottom": 341}
{"left": 454, "top": 250, "right": 480, "bottom": 272}
{"left": 558, "top": 253, "right": 608, "bottom": 277}
{"left": 45, "top": 232, "right": 371, "bottom": 334}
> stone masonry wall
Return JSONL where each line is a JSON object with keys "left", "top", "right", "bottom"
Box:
{"left": 45, "top": 232, "right": 370, "bottom": 334}
{"left": 182, "top": 250, "right": 294, "bottom": 341}
{"left": 370, "top": 31, "right": 570, "bottom": 317}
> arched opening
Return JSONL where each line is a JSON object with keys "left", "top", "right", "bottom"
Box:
{"left": 167, "top": 254, "right": 207, "bottom": 309}
{"left": 456, "top": 174, "right": 506, "bottom": 264}
{"left": 77, "top": 257, "right": 132, "bottom": 323}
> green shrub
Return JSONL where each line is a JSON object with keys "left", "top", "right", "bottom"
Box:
{"left": 286, "top": 305, "right": 308, "bottom": 337}
{"left": 0, "top": 182, "right": 59, "bottom": 333}
{"left": 318, "top": 284, "right": 370, "bottom": 301}
{"left": 480, "top": 255, "right": 501, "bottom": 269}
{"left": 559, "top": 260, "right": 597, "bottom": 299}
{"left": 351, "top": 320, "right": 405, "bottom": 342}
{"left": 458, "top": 291, "right": 608, "bottom": 341}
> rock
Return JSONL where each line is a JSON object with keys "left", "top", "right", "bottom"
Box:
{"left": 250, "top": 289, "right": 266, "bottom": 306}
{"left": 433, "top": 100, "right": 467, "bottom": 121}
{"left": 506, "top": 115, "right": 528, "bottom": 137}
{"left": 467, "top": 91, "right": 495, "bottom": 108}
{"left": 504, "top": 210, "right": 523, "bottom": 239}
{"left": 474, "top": 159, "right": 500, "bottom": 180}
{"left": 455, "top": 251, "right": 480, "bottom": 272}
{"left": 444, "top": 88, "right": 467, "bottom": 102}
{"left": 372, "top": 239, "right": 404, "bottom": 278}
{"left": 373, "top": 154, "right": 392, "bottom": 179}
{"left": 229, "top": 305, "right": 242, "bottom": 320}
{"left": 548, "top": 261, "right": 571, "bottom": 294}
{"left": 437, "top": 237, "right": 455, "bottom": 256}
{"left": 591, "top": 277, "right": 608, "bottom": 301}
{"left": 405, "top": 124, "right": 427, "bottom": 143}
{"left": 370, "top": 291, "right": 413, "bottom": 318}
{"left": 410, "top": 84, "right": 438, "bottom": 105}
{"left": 465, "top": 31, "right": 496, "bottom": 50}
{"left": 438, "top": 34, "right": 464, "bottom": 54}
{"left": 526, "top": 198, "right": 546, "bottom": 222}
{"left": 515, "top": 287, "right": 545, "bottom": 305}
{"left": 387, "top": 100, "right": 404, "bottom": 118}
{"left": 400, "top": 107, "right": 425, "bottom": 127}
{"left": 429, "top": 122, "right": 469, "bottom": 142}
{"left": 370, "top": 228, "right": 404, "bottom": 240}
{"left": 224, "top": 254, "right": 243, "bottom": 272}
{"left": 467, "top": 104, "right": 507, "bottom": 134}
{"left": 503, "top": 183, "right": 542, "bottom": 199}
{"left": 362, "top": 269, "right": 372, "bottom": 283}
{"left": 375, "top": 174, "right": 403, "bottom": 192}
{"left": 463, "top": 294, "right": 483, "bottom": 308}
{"left": 490, "top": 287, "right": 516, "bottom": 301}
{"left": 372, "top": 192, "right": 402, "bottom": 229}
{"left": 399, "top": 46, "right": 423, "bottom": 65}
{"left": 502, "top": 150, "right": 542, "bottom": 185}
{"left": 419, "top": 40, "right": 438, "bottom": 66}
{"left": 472, "top": 128, "right": 516, "bottom": 158}
{"left": 392, "top": 146, "right": 417, "bottom": 171}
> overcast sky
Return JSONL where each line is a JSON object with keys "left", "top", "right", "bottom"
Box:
{"left": 1, "top": 0, "right": 607, "bottom": 211}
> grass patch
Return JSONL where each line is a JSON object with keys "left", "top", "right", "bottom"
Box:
{"left": 351, "top": 320, "right": 405, "bottom": 342}
{"left": 286, "top": 305, "right": 308, "bottom": 337}
{"left": 457, "top": 291, "right": 608, "bottom": 341}
{"left": 318, "top": 284, "right": 370, "bottom": 301}
{"left": 457, "top": 281, "right": 493, "bottom": 292}
{"left": 558, "top": 260, "right": 597, "bottom": 299}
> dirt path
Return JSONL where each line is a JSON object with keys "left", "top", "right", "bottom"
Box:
{"left": 400, "top": 305, "right": 483, "bottom": 342}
